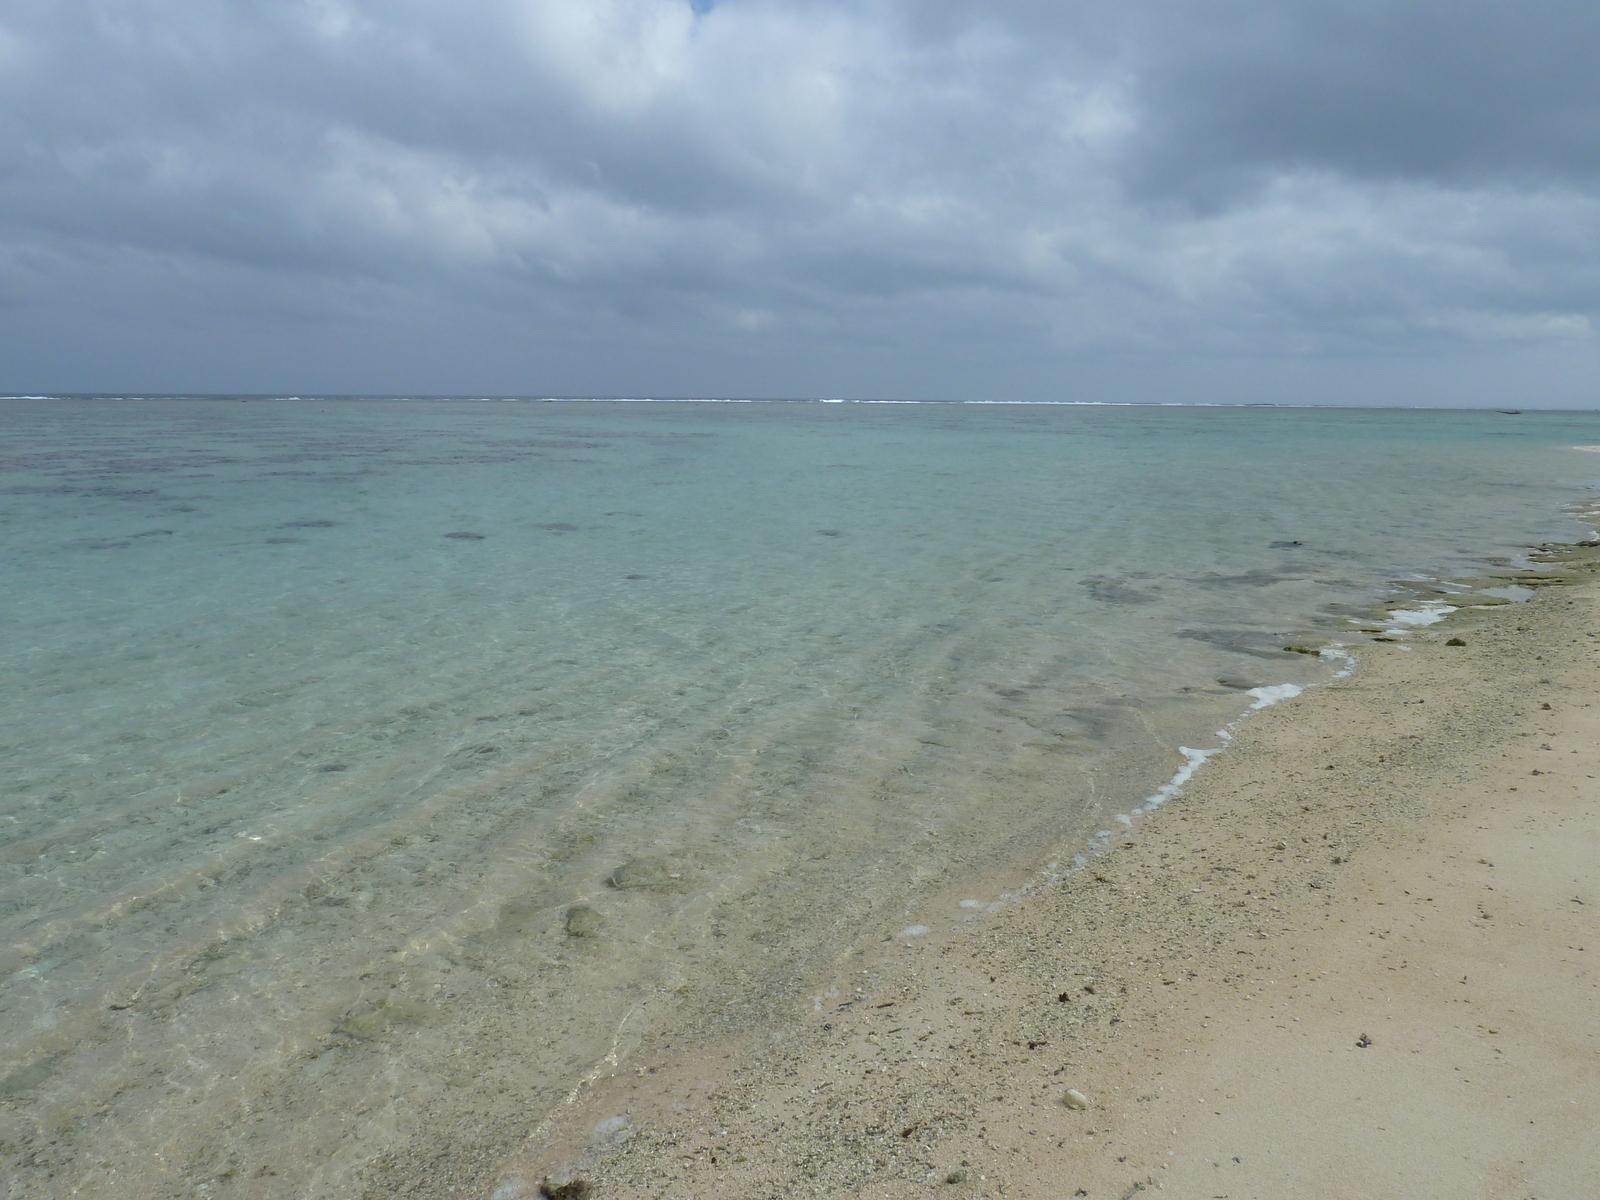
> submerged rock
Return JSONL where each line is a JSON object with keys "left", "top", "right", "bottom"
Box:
{"left": 564, "top": 905, "right": 604, "bottom": 938}
{"left": 0, "top": 1053, "right": 63, "bottom": 1096}
{"left": 487, "top": 896, "right": 544, "bottom": 942}
{"left": 336, "top": 997, "right": 427, "bottom": 1040}
{"left": 606, "top": 857, "right": 689, "bottom": 891}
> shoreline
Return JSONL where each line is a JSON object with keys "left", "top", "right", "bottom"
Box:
{"left": 495, "top": 552, "right": 1600, "bottom": 1200}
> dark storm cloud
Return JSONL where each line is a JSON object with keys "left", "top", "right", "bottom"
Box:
{"left": 1124, "top": 0, "right": 1600, "bottom": 201}
{"left": 0, "top": 0, "right": 1595, "bottom": 400}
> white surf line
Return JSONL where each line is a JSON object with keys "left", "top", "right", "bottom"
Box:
{"left": 953, "top": 646, "right": 1362, "bottom": 918}
{"left": 519, "top": 998, "right": 649, "bottom": 1149}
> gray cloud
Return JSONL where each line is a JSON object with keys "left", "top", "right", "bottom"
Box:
{"left": 1124, "top": 0, "right": 1600, "bottom": 201}
{"left": 0, "top": 0, "right": 1596, "bottom": 401}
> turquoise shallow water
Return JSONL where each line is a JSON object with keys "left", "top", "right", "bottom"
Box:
{"left": 3, "top": 398, "right": 1599, "bottom": 1196}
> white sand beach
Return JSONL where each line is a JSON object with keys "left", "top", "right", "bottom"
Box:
{"left": 507, "top": 566, "right": 1600, "bottom": 1200}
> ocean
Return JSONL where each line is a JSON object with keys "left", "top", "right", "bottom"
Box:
{"left": 3, "top": 397, "right": 1598, "bottom": 1197}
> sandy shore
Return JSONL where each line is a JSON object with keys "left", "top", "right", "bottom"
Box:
{"left": 496, "top": 560, "right": 1600, "bottom": 1200}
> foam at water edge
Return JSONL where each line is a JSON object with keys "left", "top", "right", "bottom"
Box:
{"left": 980, "top": 672, "right": 1324, "bottom": 912}
{"left": 1319, "top": 646, "right": 1357, "bottom": 678}
{"left": 1246, "top": 682, "right": 1305, "bottom": 709}
{"left": 1384, "top": 601, "right": 1456, "bottom": 629}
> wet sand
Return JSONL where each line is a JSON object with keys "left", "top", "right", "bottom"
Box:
{"left": 503, "top": 562, "right": 1600, "bottom": 1199}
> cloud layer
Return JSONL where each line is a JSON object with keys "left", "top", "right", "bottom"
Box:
{"left": 2, "top": 0, "right": 1597, "bottom": 401}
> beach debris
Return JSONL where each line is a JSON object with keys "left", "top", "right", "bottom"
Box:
{"left": 1064, "top": 1088, "right": 1091, "bottom": 1110}
{"left": 564, "top": 905, "right": 603, "bottom": 938}
{"left": 1274, "top": 841, "right": 1288, "bottom": 851}
{"left": 901, "top": 1113, "right": 953, "bottom": 1138}
{"left": 1356, "top": 1033, "right": 1373, "bottom": 1048}
{"left": 1445, "top": 637, "right": 1467, "bottom": 646}
{"left": 944, "top": 1169, "right": 968, "bottom": 1184}
{"left": 538, "top": 1179, "right": 590, "bottom": 1200}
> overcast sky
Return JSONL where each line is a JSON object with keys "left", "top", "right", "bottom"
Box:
{"left": 2, "top": 0, "right": 1597, "bottom": 403}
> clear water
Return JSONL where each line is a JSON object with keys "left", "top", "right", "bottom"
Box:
{"left": 3, "top": 398, "right": 1598, "bottom": 1196}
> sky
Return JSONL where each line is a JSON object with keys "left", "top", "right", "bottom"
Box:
{"left": 1, "top": 0, "right": 1597, "bottom": 404}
